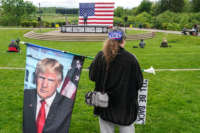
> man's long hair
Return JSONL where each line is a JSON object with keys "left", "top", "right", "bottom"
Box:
{"left": 102, "top": 28, "right": 126, "bottom": 70}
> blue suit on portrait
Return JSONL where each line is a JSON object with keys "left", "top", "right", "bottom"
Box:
{"left": 23, "top": 89, "right": 73, "bottom": 133}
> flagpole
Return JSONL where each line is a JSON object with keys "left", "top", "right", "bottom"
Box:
{"left": 63, "top": 51, "right": 94, "bottom": 60}
{"left": 20, "top": 41, "right": 155, "bottom": 74}
{"left": 21, "top": 41, "right": 94, "bottom": 60}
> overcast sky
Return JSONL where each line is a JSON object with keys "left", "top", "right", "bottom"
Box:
{"left": 24, "top": 0, "right": 158, "bottom": 9}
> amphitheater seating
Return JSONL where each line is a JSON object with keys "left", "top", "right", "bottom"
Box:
{"left": 24, "top": 30, "right": 155, "bottom": 42}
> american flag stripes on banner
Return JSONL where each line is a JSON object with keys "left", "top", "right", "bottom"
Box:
{"left": 23, "top": 43, "right": 85, "bottom": 132}
{"left": 24, "top": 43, "right": 85, "bottom": 101}
{"left": 79, "top": 2, "right": 115, "bottom": 27}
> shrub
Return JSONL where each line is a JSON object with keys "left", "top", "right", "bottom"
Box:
{"left": 182, "top": 23, "right": 193, "bottom": 29}
{"left": 30, "top": 20, "right": 38, "bottom": 27}
{"left": 143, "top": 22, "right": 151, "bottom": 28}
{"left": 167, "top": 23, "right": 181, "bottom": 31}
{"left": 55, "top": 21, "right": 65, "bottom": 27}
{"left": 0, "top": 15, "right": 21, "bottom": 26}
{"left": 190, "top": 12, "right": 200, "bottom": 22}
{"left": 135, "top": 12, "right": 152, "bottom": 26}
{"left": 68, "top": 17, "right": 79, "bottom": 25}
{"left": 43, "top": 21, "right": 50, "bottom": 27}
{"left": 154, "top": 11, "right": 200, "bottom": 30}
{"left": 178, "top": 14, "right": 190, "bottom": 29}
{"left": 21, "top": 20, "right": 39, "bottom": 27}
{"left": 114, "top": 17, "right": 124, "bottom": 26}
{"left": 155, "top": 11, "right": 175, "bottom": 29}
{"left": 21, "top": 21, "right": 31, "bottom": 27}
{"left": 51, "top": 22, "right": 55, "bottom": 27}
{"left": 127, "top": 16, "right": 137, "bottom": 27}
{"left": 161, "top": 23, "right": 168, "bottom": 30}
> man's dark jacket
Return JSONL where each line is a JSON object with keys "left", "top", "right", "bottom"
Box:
{"left": 89, "top": 47, "right": 143, "bottom": 125}
{"left": 23, "top": 89, "right": 73, "bottom": 133}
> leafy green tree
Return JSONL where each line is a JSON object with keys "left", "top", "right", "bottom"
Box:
{"left": 114, "top": 7, "right": 124, "bottom": 17}
{"left": 0, "top": 0, "right": 36, "bottom": 25}
{"left": 151, "top": 1, "right": 162, "bottom": 16}
{"left": 0, "top": 4, "right": 2, "bottom": 15}
{"left": 191, "top": 0, "right": 200, "bottom": 12}
{"left": 136, "top": 0, "right": 152, "bottom": 14}
{"left": 131, "top": 7, "right": 137, "bottom": 16}
{"left": 159, "top": 0, "right": 185, "bottom": 13}
{"left": 24, "top": 1, "right": 36, "bottom": 15}
{"left": 182, "top": 0, "right": 192, "bottom": 12}
{"left": 170, "top": 0, "right": 185, "bottom": 12}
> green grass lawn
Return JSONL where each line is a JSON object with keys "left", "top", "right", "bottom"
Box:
{"left": 42, "top": 14, "right": 67, "bottom": 22}
{"left": 0, "top": 29, "right": 200, "bottom": 133}
{"left": 41, "top": 14, "right": 78, "bottom": 23}
{"left": 33, "top": 28, "right": 59, "bottom": 33}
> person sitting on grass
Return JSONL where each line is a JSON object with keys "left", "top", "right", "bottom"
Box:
{"left": 182, "top": 27, "right": 187, "bottom": 35}
{"left": 8, "top": 40, "right": 19, "bottom": 52}
{"left": 193, "top": 24, "right": 199, "bottom": 36}
{"left": 189, "top": 24, "right": 199, "bottom": 36}
{"left": 160, "top": 38, "right": 169, "bottom": 48}
{"left": 139, "top": 39, "right": 146, "bottom": 48}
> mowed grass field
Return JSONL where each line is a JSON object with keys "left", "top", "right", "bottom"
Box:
{"left": 0, "top": 29, "right": 200, "bottom": 133}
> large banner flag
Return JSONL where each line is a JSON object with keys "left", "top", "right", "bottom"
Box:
{"left": 135, "top": 79, "right": 149, "bottom": 124}
{"left": 23, "top": 43, "right": 85, "bottom": 133}
{"left": 78, "top": 2, "right": 114, "bottom": 27}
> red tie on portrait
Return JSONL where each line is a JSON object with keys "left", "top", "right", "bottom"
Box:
{"left": 36, "top": 100, "right": 46, "bottom": 133}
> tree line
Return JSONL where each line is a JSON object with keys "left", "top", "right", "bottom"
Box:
{"left": 0, "top": 0, "right": 36, "bottom": 25}
{"left": 114, "top": 0, "right": 200, "bottom": 30}
{"left": 115, "top": 0, "right": 200, "bottom": 17}
{"left": 0, "top": 0, "right": 199, "bottom": 29}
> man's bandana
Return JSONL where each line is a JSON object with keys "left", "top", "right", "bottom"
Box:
{"left": 108, "top": 30, "right": 123, "bottom": 40}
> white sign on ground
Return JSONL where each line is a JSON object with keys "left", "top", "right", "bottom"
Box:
{"left": 135, "top": 79, "right": 148, "bottom": 125}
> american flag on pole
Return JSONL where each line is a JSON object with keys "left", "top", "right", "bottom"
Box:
{"left": 79, "top": 2, "right": 115, "bottom": 27}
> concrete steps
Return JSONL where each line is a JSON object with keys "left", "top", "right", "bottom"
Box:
{"left": 24, "top": 31, "right": 155, "bottom": 42}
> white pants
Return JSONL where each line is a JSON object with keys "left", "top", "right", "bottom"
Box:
{"left": 99, "top": 117, "right": 135, "bottom": 133}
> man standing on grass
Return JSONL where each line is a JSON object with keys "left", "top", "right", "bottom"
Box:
{"left": 89, "top": 28, "right": 143, "bottom": 133}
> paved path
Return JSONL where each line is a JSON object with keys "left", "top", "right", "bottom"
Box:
{"left": 129, "top": 28, "right": 200, "bottom": 36}
{"left": 131, "top": 28, "right": 182, "bottom": 34}
{"left": 0, "top": 27, "right": 59, "bottom": 30}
